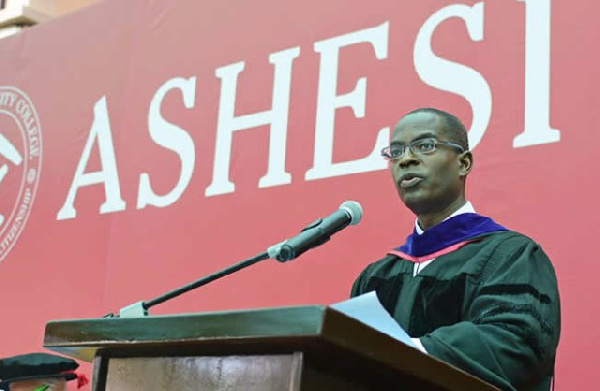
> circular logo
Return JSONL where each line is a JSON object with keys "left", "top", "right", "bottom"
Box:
{"left": 0, "top": 87, "right": 42, "bottom": 263}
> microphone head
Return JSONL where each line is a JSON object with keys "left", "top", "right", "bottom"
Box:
{"left": 339, "top": 201, "right": 363, "bottom": 225}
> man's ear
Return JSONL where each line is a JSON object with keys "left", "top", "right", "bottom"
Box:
{"left": 459, "top": 151, "right": 473, "bottom": 177}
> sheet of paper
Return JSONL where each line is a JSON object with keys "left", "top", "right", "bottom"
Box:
{"left": 331, "top": 291, "right": 417, "bottom": 348}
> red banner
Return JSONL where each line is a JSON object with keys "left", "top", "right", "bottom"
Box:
{"left": 0, "top": 0, "right": 592, "bottom": 388}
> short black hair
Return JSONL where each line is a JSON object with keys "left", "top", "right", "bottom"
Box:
{"left": 404, "top": 107, "right": 469, "bottom": 150}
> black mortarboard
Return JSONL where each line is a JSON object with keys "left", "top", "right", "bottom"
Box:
{"left": 0, "top": 353, "right": 79, "bottom": 389}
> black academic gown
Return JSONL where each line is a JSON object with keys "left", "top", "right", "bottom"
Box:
{"left": 352, "top": 231, "right": 560, "bottom": 391}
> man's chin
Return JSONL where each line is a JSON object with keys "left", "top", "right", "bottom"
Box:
{"left": 398, "top": 192, "right": 425, "bottom": 214}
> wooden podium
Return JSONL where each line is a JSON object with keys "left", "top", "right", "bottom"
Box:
{"left": 44, "top": 306, "right": 498, "bottom": 391}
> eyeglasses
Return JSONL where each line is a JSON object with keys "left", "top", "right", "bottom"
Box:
{"left": 381, "top": 138, "right": 465, "bottom": 160}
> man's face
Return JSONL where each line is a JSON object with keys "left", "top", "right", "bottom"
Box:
{"left": 389, "top": 112, "right": 470, "bottom": 215}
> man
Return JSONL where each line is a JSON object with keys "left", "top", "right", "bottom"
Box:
{"left": 351, "top": 108, "right": 560, "bottom": 391}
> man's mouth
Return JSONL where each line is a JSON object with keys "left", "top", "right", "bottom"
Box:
{"left": 399, "top": 174, "right": 423, "bottom": 188}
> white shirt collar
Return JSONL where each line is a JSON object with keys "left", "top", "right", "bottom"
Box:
{"left": 415, "top": 201, "right": 475, "bottom": 235}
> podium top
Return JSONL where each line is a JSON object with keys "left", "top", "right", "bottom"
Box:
{"left": 44, "top": 305, "right": 498, "bottom": 391}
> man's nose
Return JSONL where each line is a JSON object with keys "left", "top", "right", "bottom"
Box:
{"left": 397, "top": 147, "right": 420, "bottom": 168}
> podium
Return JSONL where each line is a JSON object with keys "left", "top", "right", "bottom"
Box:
{"left": 44, "top": 306, "right": 498, "bottom": 391}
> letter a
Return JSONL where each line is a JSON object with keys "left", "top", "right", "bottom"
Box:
{"left": 57, "top": 96, "right": 126, "bottom": 220}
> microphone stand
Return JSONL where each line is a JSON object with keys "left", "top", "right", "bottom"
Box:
{"left": 103, "top": 200, "right": 362, "bottom": 318}
{"left": 105, "top": 251, "right": 269, "bottom": 318}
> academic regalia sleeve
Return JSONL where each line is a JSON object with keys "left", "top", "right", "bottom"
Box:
{"left": 350, "top": 262, "right": 375, "bottom": 297}
{"left": 419, "top": 235, "right": 560, "bottom": 391}
{"left": 350, "top": 255, "right": 400, "bottom": 298}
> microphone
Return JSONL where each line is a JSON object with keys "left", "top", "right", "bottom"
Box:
{"left": 268, "top": 201, "right": 363, "bottom": 262}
